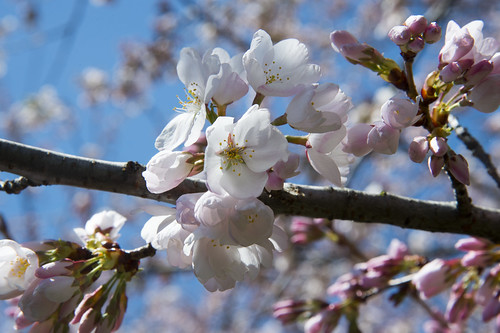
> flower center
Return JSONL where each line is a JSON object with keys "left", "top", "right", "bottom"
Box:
{"left": 263, "top": 61, "right": 290, "bottom": 85}
{"left": 9, "top": 256, "right": 30, "bottom": 279}
{"left": 217, "top": 133, "right": 254, "bottom": 176}
{"left": 175, "top": 83, "right": 203, "bottom": 114}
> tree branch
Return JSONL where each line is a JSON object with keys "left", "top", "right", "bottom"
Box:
{"left": 2, "top": 138, "right": 500, "bottom": 241}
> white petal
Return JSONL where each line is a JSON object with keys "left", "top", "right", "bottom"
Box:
{"left": 307, "top": 149, "right": 342, "bottom": 186}
{"left": 155, "top": 113, "right": 194, "bottom": 151}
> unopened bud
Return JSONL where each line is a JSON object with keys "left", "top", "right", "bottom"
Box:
{"left": 409, "top": 136, "right": 429, "bottom": 163}
{"left": 407, "top": 36, "right": 425, "bottom": 53}
{"left": 330, "top": 30, "right": 359, "bottom": 53}
{"left": 429, "top": 137, "right": 448, "bottom": 157}
{"left": 404, "top": 15, "right": 428, "bottom": 35}
{"left": 388, "top": 26, "right": 411, "bottom": 45}
{"left": 424, "top": 22, "right": 442, "bottom": 44}
{"left": 455, "top": 237, "right": 492, "bottom": 252}
{"left": 448, "top": 153, "right": 470, "bottom": 185}
{"left": 428, "top": 155, "right": 444, "bottom": 177}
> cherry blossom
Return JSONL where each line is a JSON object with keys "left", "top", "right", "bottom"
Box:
{"left": 0, "top": 240, "right": 39, "bottom": 300}
{"left": 285, "top": 83, "right": 352, "bottom": 133}
{"left": 142, "top": 150, "right": 195, "bottom": 193}
{"left": 306, "top": 126, "right": 353, "bottom": 186}
{"left": 155, "top": 47, "right": 221, "bottom": 151}
{"left": 141, "top": 205, "right": 193, "bottom": 269}
{"left": 205, "top": 105, "right": 288, "bottom": 199}
{"left": 74, "top": 210, "right": 126, "bottom": 243}
{"left": 243, "top": 29, "right": 321, "bottom": 97}
{"left": 178, "top": 191, "right": 286, "bottom": 291}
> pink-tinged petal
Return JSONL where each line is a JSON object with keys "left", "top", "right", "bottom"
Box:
{"left": 209, "top": 64, "right": 249, "bottom": 106}
{"left": 309, "top": 126, "right": 346, "bottom": 154}
{"left": 367, "top": 122, "right": 400, "bottom": 155}
{"left": 439, "top": 21, "right": 475, "bottom": 64}
{"left": 469, "top": 74, "right": 500, "bottom": 113}
{"left": 330, "top": 30, "right": 359, "bottom": 53}
{"left": 142, "top": 150, "right": 193, "bottom": 193}
{"left": 380, "top": 97, "right": 419, "bottom": 129}
{"left": 408, "top": 136, "right": 429, "bottom": 163}
{"left": 342, "top": 123, "right": 372, "bottom": 156}
{"left": 307, "top": 149, "right": 342, "bottom": 186}
{"left": 155, "top": 112, "right": 194, "bottom": 151}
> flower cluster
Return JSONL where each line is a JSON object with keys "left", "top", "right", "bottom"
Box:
{"left": 1, "top": 211, "right": 139, "bottom": 332}
{"left": 274, "top": 236, "right": 500, "bottom": 332}
{"left": 141, "top": 29, "right": 358, "bottom": 290}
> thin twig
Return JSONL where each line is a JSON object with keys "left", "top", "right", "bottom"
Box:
{"left": 0, "top": 214, "right": 14, "bottom": 240}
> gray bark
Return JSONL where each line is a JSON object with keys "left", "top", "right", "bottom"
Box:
{"left": 1, "top": 138, "right": 500, "bottom": 241}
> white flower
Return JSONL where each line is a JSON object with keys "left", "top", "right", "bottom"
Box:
{"left": 286, "top": 83, "right": 352, "bottom": 133}
{"left": 205, "top": 105, "right": 289, "bottom": 199}
{"left": 0, "top": 240, "right": 38, "bottom": 300}
{"left": 155, "top": 47, "right": 248, "bottom": 151}
{"left": 306, "top": 126, "right": 353, "bottom": 186}
{"left": 380, "top": 97, "right": 420, "bottom": 129}
{"left": 182, "top": 191, "right": 286, "bottom": 291}
{"left": 141, "top": 205, "right": 193, "bottom": 269}
{"left": 142, "top": 150, "right": 194, "bottom": 193}
{"left": 243, "top": 29, "right": 321, "bottom": 97}
{"left": 206, "top": 48, "right": 248, "bottom": 106}
{"left": 155, "top": 48, "right": 219, "bottom": 151}
{"left": 74, "top": 210, "right": 126, "bottom": 243}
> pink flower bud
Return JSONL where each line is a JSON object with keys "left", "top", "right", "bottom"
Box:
{"left": 424, "top": 22, "right": 442, "bottom": 44}
{"left": 461, "top": 251, "right": 492, "bottom": 267}
{"left": 367, "top": 121, "right": 400, "bottom": 155}
{"left": 342, "top": 123, "right": 372, "bottom": 157}
{"left": 464, "top": 60, "right": 494, "bottom": 86}
{"left": 412, "top": 259, "right": 456, "bottom": 299}
{"left": 407, "top": 36, "right": 425, "bottom": 53}
{"left": 387, "top": 239, "right": 409, "bottom": 260}
{"left": 455, "top": 237, "right": 492, "bottom": 251}
{"left": 330, "top": 30, "right": 359, "bottom": 53}
{"left": 445, "top": 284, "right": 474, "bottom": 323}
{"left": 483, "top": 295, "right": 500, "bottom": 322}
{"left": 448, "top": 153, "right": 470, "bottom": 185}
{"left": 304, "top": 305, "right": 341, "bottom": 333}
{"left": 409, "top": 136, "right": 429, "bottom": 163}
{"left": 380, "top": 97, "right": 420, "bottom": 129}
{"left": 429, "top": 137, "right": 448, "bottom": 157}
{"left": 272, "top": 299, "right": 307, "bottom": 324}
{"left": 428, "top": 155, "right": 444, "bottom": 177}
{"left": 388, "top": 26, "right": 411, "bottom": 45}
{"left": 405, "top": 15, "right": 428, "bottom": 35}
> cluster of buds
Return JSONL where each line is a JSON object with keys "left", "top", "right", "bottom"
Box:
{"left": 343, "top": 96, "right": 419, "bottom": 156}
{"left": 274, "top": 240, "right": 423, "bottom": 332}
{"left": 410, "top": 237, "right": 500, "bottom": 330}
{"left": 409, "top": 135, "right": 470, "bottom": 185}
{"left": 388, "top": 15, "right": 441, "bottom": 55}
{"left": 1, "top": 211, "right": 142, "bottom": 332}
{"left": 330, "top": 30, "right": 407, "bottom": 90}
{"left": 289, "top": 217, "right": 329, "bottom": 245}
